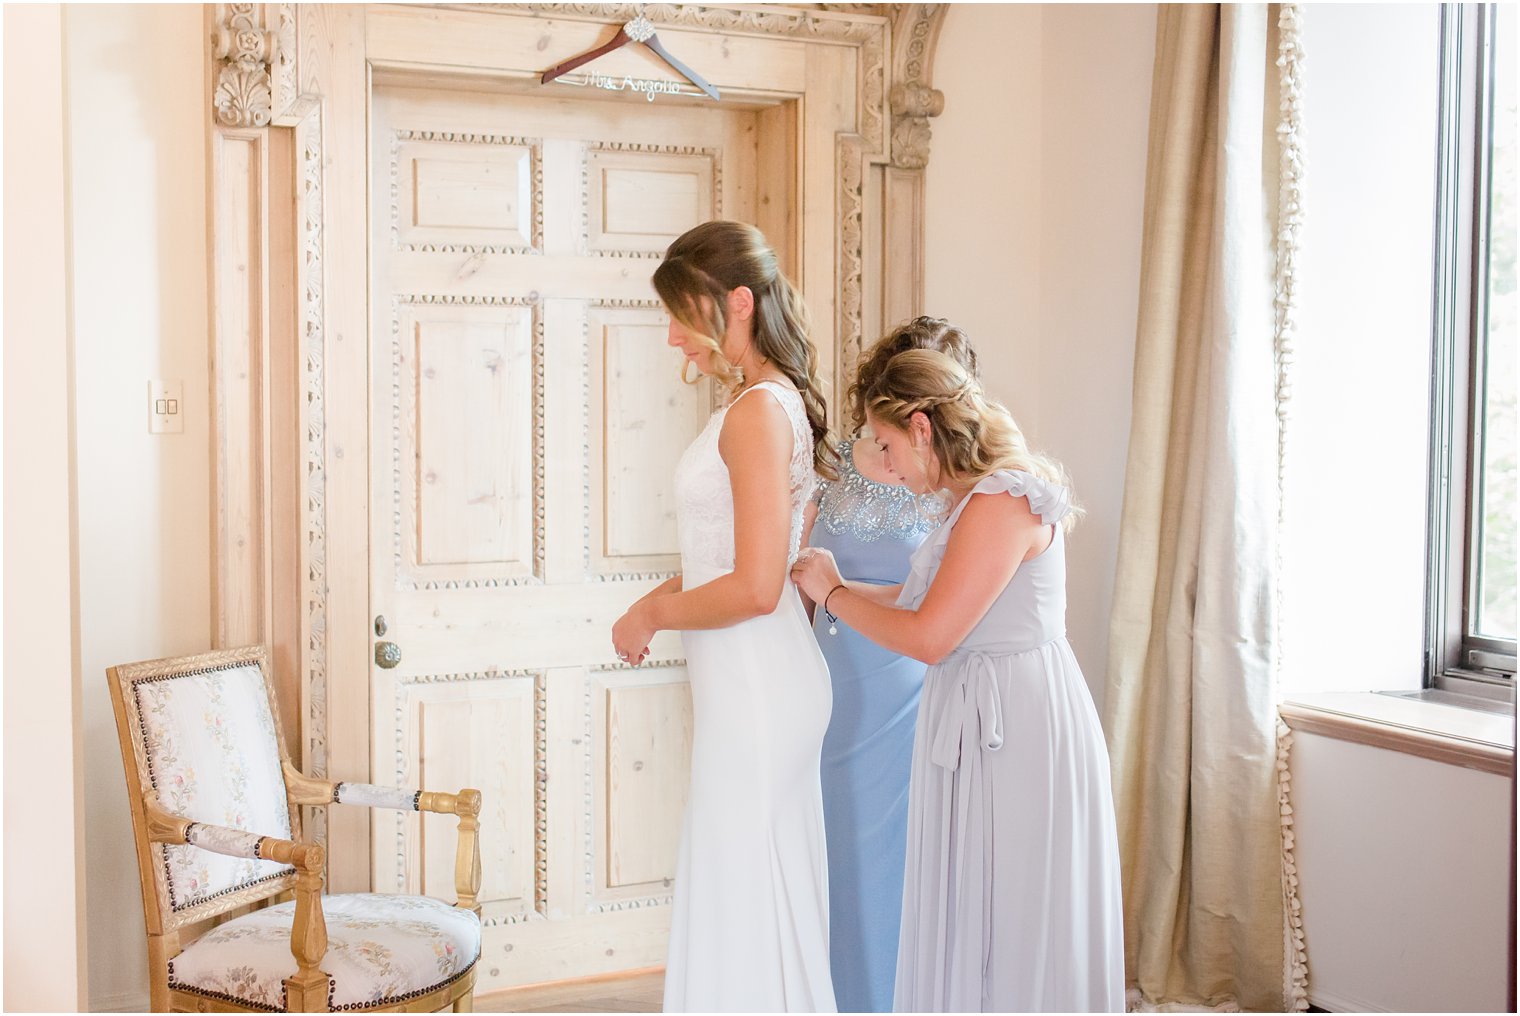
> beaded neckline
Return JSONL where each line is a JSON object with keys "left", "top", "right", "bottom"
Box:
{"left": 839, "top": 440, "right": 895, "bottom": 491}
{"left": 813, "top": 439, "right": 947, "bottom": 544}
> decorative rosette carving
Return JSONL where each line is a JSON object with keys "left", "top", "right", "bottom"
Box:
{"left": 887, "top": 7, "right": 948, "bottom": 169}
{"left": 212, "top": 4, "right": 275, "bottom": 128}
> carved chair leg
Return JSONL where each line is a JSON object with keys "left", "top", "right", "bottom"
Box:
{"left": 278, "top": 842, "right": 330, "bottom": 1012}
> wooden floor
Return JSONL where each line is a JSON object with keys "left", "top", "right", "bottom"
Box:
{"left": 476, "top": 969, "right": 665, "bottom": 1013}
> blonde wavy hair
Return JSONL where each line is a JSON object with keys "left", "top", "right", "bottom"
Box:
{"left": 864, "top": 349, "right": 1081, "bottom": 531}
{"left": 847, "top": 316, "right": 980, "bottom": 433}
{"left": 652, "top": 221, "right": 838, "bottom": 479}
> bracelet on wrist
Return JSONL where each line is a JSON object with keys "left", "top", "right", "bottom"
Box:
{"left": 823, "top": 584, "right": 846, "bottom": 636}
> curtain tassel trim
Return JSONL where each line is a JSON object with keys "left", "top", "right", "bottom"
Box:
{"left": 1274, "top": 3, "right": 1310, "bottom": 1011}
{"left": 1277, "top": 720, "right": 1310, "bottom": 1011}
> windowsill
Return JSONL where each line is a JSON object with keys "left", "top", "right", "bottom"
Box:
{"left": 1279, "top": 692, "right": 1515, "bottom": 776}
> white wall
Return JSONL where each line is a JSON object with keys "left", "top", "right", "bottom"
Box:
{"left": 3, "top": 5, "right": 90, "bottom": 1009}
{"left": 925, "top": 4, "right": 1046, "bottom": 426}
{"left": 63, "top": 5, "right": 212, "bottom": 1010}
{"left": 1290, "top": 732, "right": 1512, "bottom": 1011}
{"left": 927, "top": 4, "right": 1157, "bottom": 709}
{"left": 1029, "top": 7, "right": 1155, "bottom": 710}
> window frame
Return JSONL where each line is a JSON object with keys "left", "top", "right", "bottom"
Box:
{"left": 1426, "top": 2, "right": 1517, "bottom": 695}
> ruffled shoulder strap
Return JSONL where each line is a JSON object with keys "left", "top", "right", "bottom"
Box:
{"left": 944, "top": 469, "right": 1072, "bottom": 528}
{"left": 897, "top": 469, "right": 1070, "bottom": 609}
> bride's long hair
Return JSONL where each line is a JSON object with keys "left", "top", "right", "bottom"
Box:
{"left": 652, "top": 221, "right": 838, "bottom": 480}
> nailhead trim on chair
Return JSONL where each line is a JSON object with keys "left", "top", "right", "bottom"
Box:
{"left": 131, "top": 668, "right": 295, "bottom": 911}
{"left": 330, "top": 961, "right": 476, "bottom": 1012}
{"left": 163, "top": 866, "right": 292, "bottom": 912}
{"left": 165, "top": 975, "right": 294, "bottom": 1013}
{"left": 167, "top": 959, "right": 477, "bottom": 1012}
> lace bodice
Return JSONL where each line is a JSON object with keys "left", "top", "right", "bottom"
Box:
{"left": 674, "top": 380, "right": 816, "bottom": 579}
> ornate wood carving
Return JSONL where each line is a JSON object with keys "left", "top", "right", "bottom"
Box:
{"left": 887, "top": 6, "right": 948, "bottom": 170}
{"left": 212, "top": 4, "right": 275, "bottom": 128}
{"left": 272, "top": 4, "right": 299, "bottom": 121}
{"left": 534, "top": 673, "right": 549, "bottom": 917}
{"left": 838, "top": 136, "right": 868, "bottom": 376}
{"left": 889, "top": 82, "right": 944, "bottom": 170}
{"left": 213, "top": 3, "right": 310, "bottom": 127}
{"left": 297, "top": 108, "right": 330, "bottom": 842}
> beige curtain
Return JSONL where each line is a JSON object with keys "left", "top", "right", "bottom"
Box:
{"left": 1102, "top": 5, "right": 1294, "bottom": 1011}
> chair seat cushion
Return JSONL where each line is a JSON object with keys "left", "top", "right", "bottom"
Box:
{"left": 169, "top": 893, "right": 480, "bottom": 1011}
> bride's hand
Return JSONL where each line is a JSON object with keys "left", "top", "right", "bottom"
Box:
{"left": 611, "top": 602, "right": 654, "bottom": 666}
{"left": 790, "top": 548, "right": 843, "bottom": 604}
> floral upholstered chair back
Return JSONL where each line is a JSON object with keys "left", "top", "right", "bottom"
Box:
{"left": 112, "top": 648, "right": 301, "bottom": 928}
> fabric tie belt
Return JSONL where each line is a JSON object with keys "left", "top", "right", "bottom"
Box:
{"left": 928, "top": 649, "right": 1006, "bottom": 771}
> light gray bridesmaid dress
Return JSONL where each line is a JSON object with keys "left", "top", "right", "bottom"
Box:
{"left": 893, "top": 469, "right": 1124, "bottom": 1013}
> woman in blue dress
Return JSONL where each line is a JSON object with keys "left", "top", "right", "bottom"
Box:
{"left": 799, "top": 317, "right": 979, "bottom": 1013}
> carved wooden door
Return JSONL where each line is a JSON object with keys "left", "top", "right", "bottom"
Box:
{"left": 368, "top": 83, "right": 763, "bottom": 987}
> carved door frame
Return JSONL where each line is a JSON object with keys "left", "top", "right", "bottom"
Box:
{"left": 206, "top": 1, "right": 948, "bottom": 892}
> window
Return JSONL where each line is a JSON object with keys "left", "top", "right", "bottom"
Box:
{"left": 1427, "top": 4, "right": 1517, "bottom": 692}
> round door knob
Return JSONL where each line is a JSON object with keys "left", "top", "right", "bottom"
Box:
{"left": 375, "top": 641, "right": 402, "bottom": 669}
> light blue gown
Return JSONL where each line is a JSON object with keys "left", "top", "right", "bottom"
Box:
{"left": 808, "top": 440, "right": 943, "bottom": 1013}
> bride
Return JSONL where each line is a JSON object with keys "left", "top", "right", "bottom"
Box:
{"left": 611, "top": 220, "right": 839, "bottom": 1013}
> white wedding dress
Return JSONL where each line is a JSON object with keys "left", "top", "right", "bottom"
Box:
{"left": 663, "top": 380, "right": 838, "bottom": 1013}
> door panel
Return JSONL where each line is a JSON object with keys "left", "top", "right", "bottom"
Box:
{"left": 396, "top": 136, "right": 540, "bottom": 251}
{"left": 370, "top": 84, "right": 758, "bottom": 985}
{"left": 409, "top": 675, "right": 537, "bottom": 922}
{"left": 587, "top": 148, "right": 716, "bottom": 254}
{"left": 598, "top": 669, "right": 693, "bottom": 896}
{"left": 407, "top": 305, "right": 536, "bottom": 574}
{"left": 590, "top": 303, "right": 712, "bottom": 577}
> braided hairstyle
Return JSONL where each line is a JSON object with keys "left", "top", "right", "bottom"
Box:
{"left": 652, "top": 221, "right": 838, "bottom": 480}
{"left": 847, "top": 316, "right": 980, "bottom": 432}
{"left": 864, "top": 349, "right": 1081, "bottom": 531}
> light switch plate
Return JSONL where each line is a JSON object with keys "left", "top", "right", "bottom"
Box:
{"left": 149, "top": 379, "right": 184, "bottom": 434}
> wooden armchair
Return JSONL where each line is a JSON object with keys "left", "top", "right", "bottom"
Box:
{"left": 108, "top": 646, "right": 483, "bottom": 1012}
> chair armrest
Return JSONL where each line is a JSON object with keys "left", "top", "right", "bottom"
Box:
{"left": 281, "top": 762, "right": 483, "bottom": 912}
{"left": 144, "top": 801, "right": 324, "bottom": 873}
{"left": 144, "top": 801, "right": 331, "bottom": 1008}
{"left": 281, "top": 760, "right": 420, "bottom": 811}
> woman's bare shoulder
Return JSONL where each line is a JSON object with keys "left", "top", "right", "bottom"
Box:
{"left": 718, "top": 385, "right": 793, "bottom": 452}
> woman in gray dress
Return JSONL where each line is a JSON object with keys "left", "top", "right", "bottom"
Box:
{"left": 799, "top": 318, "right": 976, "bottom": 1013}
{"left": 792, "top": 349, "right": 1123, "bottom": 1013}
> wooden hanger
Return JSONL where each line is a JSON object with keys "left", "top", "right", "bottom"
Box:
{"left": 540, "top": 14, "right": 721, "bottom": 101}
